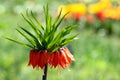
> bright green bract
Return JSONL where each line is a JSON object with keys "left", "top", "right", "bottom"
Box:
{"left": 6, "top": 5, "right": 78, "bottom": 53}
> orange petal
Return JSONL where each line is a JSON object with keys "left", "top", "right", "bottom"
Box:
{"left": 52, "top": 52, "right": 59, "bottom": 68}
{"left": 59, "top": 49, "right": 67, "bottom": 68}
{"left": 48, "top": 53, "right": 54, "bottom": 66}
{"left": 64, "top": 47, "right": 75, "bottom": 61}
{"left": 38, "top": 51, "right": 44, "bottom": 69}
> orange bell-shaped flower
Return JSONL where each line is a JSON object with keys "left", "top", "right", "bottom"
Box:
{"left": 28, "top": 50, "right": 49, "bottom": 69}
{"left": 48, "top": 47, "right": 75, "bottom": 68}
{"left": 28, "top": 47, "right": 74, "bottom": 69}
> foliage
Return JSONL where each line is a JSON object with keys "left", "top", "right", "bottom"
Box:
{"left": 6, "top": 5, "right": 77, "bottom": 53}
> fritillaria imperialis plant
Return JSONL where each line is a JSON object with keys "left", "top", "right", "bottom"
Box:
{"left": 6, "top": 5, "right": 77, "bottom": 80}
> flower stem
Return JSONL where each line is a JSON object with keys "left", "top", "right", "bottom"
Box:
{"left": 42, "top": 64, "right": 48, "bottom": 80}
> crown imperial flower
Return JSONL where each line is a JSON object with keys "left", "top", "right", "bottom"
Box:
{"left": 6, "top": 5, "right": 77, "bottom": 69}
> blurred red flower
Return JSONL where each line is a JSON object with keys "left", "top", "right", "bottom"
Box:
{"left": 96, "top": 11, "right": 106, "bottom": 22}
{"left": 73, "top": 13, "right": 82, "bottom": 21}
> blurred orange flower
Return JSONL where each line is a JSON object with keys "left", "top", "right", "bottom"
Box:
{"left": 88, "top": 0, "right": 112, "bottom": 14}
{"left": 87, "top": 0, "right": 120, "bottom": 21}
{"left": 57, "top": 3, "right": 87, "bottom": 20}
{"left": 85, "top": 14, "right": 94, "bottom": 23}
{"left": 103, "top": 6, "right": 120, "bottom": 20}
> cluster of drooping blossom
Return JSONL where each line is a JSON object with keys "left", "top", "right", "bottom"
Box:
{"left": 28, "top": 47, "right": 74, "bottom": 69}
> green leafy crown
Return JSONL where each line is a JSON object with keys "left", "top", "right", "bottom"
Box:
{"left": 6, "top": 5, "right": 78, "bottom": 53}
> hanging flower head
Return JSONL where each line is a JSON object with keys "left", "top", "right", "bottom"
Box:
{"left": 6, "top": 5, "right": 77, "bottom": 69}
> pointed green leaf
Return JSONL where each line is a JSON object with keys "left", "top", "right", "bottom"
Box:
{"left": 16, "top": 29, "right": 36, "bottom": 46}
{"left": 61, "top": 34, "right": 78, "bottom": 46}
{"left": 54, "top": 11, "right": 70, "bottom": 30}
{"left": 5, "top": 37, "right": 33, "bottom": 48}
{"left": 30, "top": 11, "right": 44, "bottom": 30}
{"left": 20, "top": 27, "right": 42, "bottom": 49}
{"left": 52, "top": 8, "right": 62, "bottom": 28}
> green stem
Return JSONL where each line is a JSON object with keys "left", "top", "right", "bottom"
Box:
{"left": 42, "top": 64, "right": 48, "bottom": 80}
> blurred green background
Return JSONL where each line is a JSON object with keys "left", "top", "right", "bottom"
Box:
{"left": 0, "top": 0, "right": 120, "bottom": 80}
